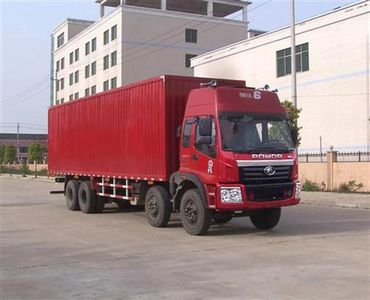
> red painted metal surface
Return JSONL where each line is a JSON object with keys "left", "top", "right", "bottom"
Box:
{"left": 48, "top": 75, "right": 244, "bottom": 180}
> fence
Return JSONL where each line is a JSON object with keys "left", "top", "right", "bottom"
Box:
{"left": 299, "top": 151, "right": 370, "bottom": 163}
{"left": 299, "top": 151, "right": 370, "bottom": 192}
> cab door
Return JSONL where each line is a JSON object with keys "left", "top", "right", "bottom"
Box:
{"left": 191, "top": 116, "right": 218, "bottom": 185}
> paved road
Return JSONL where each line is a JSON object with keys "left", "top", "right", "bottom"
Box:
{"left": 1, "top": 177, "right": 369, "bottom": 300}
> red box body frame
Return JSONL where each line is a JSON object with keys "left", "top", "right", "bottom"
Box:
{"left": 48, "top": 75, "right": 244, "bottom": 181}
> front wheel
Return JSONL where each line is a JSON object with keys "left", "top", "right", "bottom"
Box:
{"left": 250, "top": 208, "right": 281, "bottom": 230}
{"left": 180, "top": 189, "right": 210, "bottom": 236}
{"left": 145, "top": 186, "right": 171, "bottom": 227}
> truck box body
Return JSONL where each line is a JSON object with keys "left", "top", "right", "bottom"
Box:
{"left": 48, "top": 75, "right": 244, "bottom": 181}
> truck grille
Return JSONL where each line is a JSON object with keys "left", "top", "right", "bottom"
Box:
{"left": 239, "top": 165, "right": 293, "bottom": 185}
{"left": 239, "top": 165, "right": 294, "bottom": 201}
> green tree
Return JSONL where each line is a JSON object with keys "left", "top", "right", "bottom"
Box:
{"left": 0, "top": 145, "right": 5, "bottom": 164}
{"left": 28, "top": 143, "right": 45, "bottom": 163}
{"left": 269, "top": 101, "right": 302, "bottom": 148}
{"left": 4, "top": 145, "right": 17, "bottom": 164}
{"left": 282, "top": 100, "right": 302, "bottom": 147}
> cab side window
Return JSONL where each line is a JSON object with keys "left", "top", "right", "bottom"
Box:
{"left": 182, "top": 121, "right": 192, "bottom": 148}
{"left": 195, "top": 117, "right": 216, "bottom": 158}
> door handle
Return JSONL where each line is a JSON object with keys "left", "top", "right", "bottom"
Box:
{"left": 192, "top": 154, "right": 198, "bottom": 161}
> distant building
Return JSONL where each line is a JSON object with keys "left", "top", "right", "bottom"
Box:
{"left": 51, "top": 0, "right": 251, "bottom": 105}
{"left": 192, "top": 0, "right": 370, "bottom": 153}
{"left": 0, "top": 133, "right": 48, "bottom": 162}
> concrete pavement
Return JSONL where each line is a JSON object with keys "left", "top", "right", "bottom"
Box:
{"left": 1, "top": 177, "right": 370, "bottom": 299}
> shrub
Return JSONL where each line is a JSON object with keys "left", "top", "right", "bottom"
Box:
{"left": 338, "top": 180, "right": 363, "bottom": 193}
{"left": 302, "top": 180, "right": 321, "bottom": 192}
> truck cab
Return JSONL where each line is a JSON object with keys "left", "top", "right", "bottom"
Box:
{"left": 171, "top": 83, "right": 300, "bottom": 235}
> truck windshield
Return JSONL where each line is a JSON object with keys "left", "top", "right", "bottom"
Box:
{"left": 219, "top": 112, "right": 294, "bottom": 153}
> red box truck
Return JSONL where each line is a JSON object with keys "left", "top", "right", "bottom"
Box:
{"left": 49, "top": 75, "right": 300, "bottom": 235}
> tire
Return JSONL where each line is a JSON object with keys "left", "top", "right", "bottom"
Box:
{"left": 212, "top": 213, "right": 232, "bottom": 224}
{"left": 180, "top": 189, "right": 210, "bottom": 236}
{"left": 145, "top": 186, "right": 171, "bottom": 227}
{"left": 65, "top": 180, "right": 80, "bottom": 211}
{"left": 250, "top": 208, "right": 281, "bottom": 230}
{"left": 116, "top": 201, "right": 132, "bottom": 209}
{"left": 95, "top": 196, "right": 105, "bottom": 213}
{"left": 78, "top": 181, "right": 97, "bottom": 214}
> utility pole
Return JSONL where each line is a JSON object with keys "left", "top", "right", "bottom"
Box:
{"left": 291, "top": 0, "right": 297, "bottom": 108}
{"left": 51, "top": 71, "right": 59, "bottom": 105}
{"left": 16, "top": 122, "right": 20, "bottom": 163}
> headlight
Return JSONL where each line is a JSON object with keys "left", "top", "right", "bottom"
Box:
{"left": 220, "top": 187, "right": 243, "bottom": 203}
{"left": 295, "top": 180, "right": 301, "bottom": 199}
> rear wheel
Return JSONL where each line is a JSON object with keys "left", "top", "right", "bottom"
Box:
{"left": 145, "top": 186, "right": 171, "bottom": 227}
{"left": 78, "top": 181, "right": 97, "bottom": 214}
{"left": 250, "top": 208, "right": 281, "bottom": 230}
{"left": 65, "top": 180, "right": 80, "bottom": 211}
{"left": 180, "top": 189, "right": 210, "bottom": 236}
{"left": 95, "top": 196, "right": 105, "bottom": 213}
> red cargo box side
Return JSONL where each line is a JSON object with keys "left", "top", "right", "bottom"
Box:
{"left": 48, "top": 75, "right": 244, "bottom": 180}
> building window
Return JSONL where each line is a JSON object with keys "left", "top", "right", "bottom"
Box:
{"left": 85, "top": 65, "right": 90, "bottom": 78}
{"left": 60, "top": 98, "right": 64, "bottom": 104}
{"left": 296, "top": 43, "right": 309, "bottom": 73}
{"left": 69, "top": 52, "right": 74, "bottom": 64}
{"left": 111, "top": 25, "right": 117, "bottom": 41}
{"left": 69, "top": 94, "right": 73, "bottom": 101}
{"left": 61, "top": 58, "right": 65, "bottom": 69}
{"left": 91, "top": 85, "right": 96, "bottom": 95}
{"left": 103, "top": 80, "right": 109, "bottom": 91}
{"left": 185, "top": 29, "right": 197, "bottom": 43}
{"left": 75, "top": 92, "right": 79, "bottom": 99}
{"left": 85, "top": 88, "right": 90, "bottom": 97}
{"left": 56, "top": 60, "right": 60, "bottom": 72}
{"left": 85, "top": 41, "right": 90, "bottom": 55}
{"left": 276, "top": 43, "right": 309, "bottom": 77}
{"left": 185, "top": 54, "right": 197, "bottom": 68}
{"left": 111, "top": 77, "right": 117, "bottom": 89}
{"left": 74, "top": 49, "right": 79, "bottom": 62}
{"left": 60, "top": 78, "right": 64, "bottom": 90}
{"left": 91, "top": 38, "right": 97, "bottom": 52}
{"left": 103, "top": 55, "right": 109, "bottom": 70}
{"left": 69, "top": 73, "right": 74, "bottom": 86}
{"left": 111, "top": 51, "right": 117, "bottom": 66}
{"left": 56, "top": 80, "right": 60, "bottom": 92}
{"left": 57, "top": 33, "right": 64, "bottom": 48}
{"left": 103, "top": 30, "right": 109, "bottom": 45}
{"left": 74, "top": 70, "right": 79, "bottom": 83}
{"left": 91, "top": 61, "right": 97, "bottom": 75}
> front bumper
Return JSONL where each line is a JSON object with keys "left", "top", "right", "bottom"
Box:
{"left": 214, "top": 180, "right": 300, "bottom": 210}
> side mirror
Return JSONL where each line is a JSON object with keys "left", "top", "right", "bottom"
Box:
{"left": 176, "top": 125, "right": 182, "bottom": 138}
{"left": 198, "top": 117, "right": 212, "bottom": 136}
{"left": 196, "top": 136, "right": 212, "bottom": 145}
{"left": 291, "top": 128, "right": 298, "bottom": 147}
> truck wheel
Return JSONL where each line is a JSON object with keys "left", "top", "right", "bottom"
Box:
{"left": 250, "top": 208, "right": 281, "bottom": 230}
{"left": 145, "top": 186, "right": 171, "bottom": 227}
{"left": 65, "top": 180, "right": 80, "bottom": 211}
{"left": 78, "top": 181, "right": 97, "bottom": 214}
{"left": 212, "top": 213, "right": 232, "bottom": 224}
{"left": 180, "top": 189, "right": 210, "bottom": 236}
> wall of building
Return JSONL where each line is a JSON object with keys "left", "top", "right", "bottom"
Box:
{"left": 193, "top": 1, "right": 370, "bottom": 153}
{"left": 52, "top": 4, "right": 248, "bottom": 105}
{"left": 53, "top": 10, "right": 123, "bottom": 103}
{"left": 120, "top": 6, "right": 247, "bottom": 84}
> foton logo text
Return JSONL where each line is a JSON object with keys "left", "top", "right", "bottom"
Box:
{"left": 252, "top": 154, "right": 283, "bottom": 159}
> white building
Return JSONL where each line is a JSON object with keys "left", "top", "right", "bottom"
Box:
{"left": 51, "top": 0, "right": 251, "bottom": 106}
{"left": 192, "top": 0, "right": 370, "bottom": 153}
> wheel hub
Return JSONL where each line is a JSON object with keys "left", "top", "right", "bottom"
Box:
{"left": 148, "top": 197, "right": 159, "bottom": 217}
{"left": 184, "top": 200, "right": 198, "bottom": 224}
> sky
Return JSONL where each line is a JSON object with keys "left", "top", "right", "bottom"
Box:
{"left": 0, "top": 0, "right": 355, "bottom": 134}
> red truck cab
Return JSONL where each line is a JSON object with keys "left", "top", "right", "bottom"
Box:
{"left": 169, "top": 82, "right": 300, "bottom": 234}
